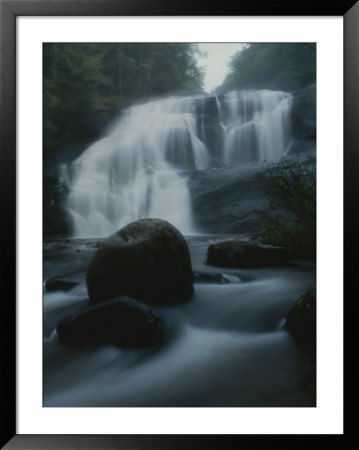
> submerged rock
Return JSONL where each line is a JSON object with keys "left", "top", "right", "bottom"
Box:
{"left": 87, "top": 218, "right": 194, "bottom": 305}
{"left": 45, "top": 277, "right": 78, "bottom": 292}
{"left": 193, "top": 271, "right": 228, "bottom": 284}
{"left": 57, "top": 296, "right": 162, "bottom": 348}
{"left": 207, "top": 239, "right": 290, "bottom": 268}
{"left": 284, "top": 288, "right": 316, "bottom": 363}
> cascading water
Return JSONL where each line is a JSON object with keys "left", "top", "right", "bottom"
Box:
{"left": 64, "top": 90, "right": 292, "bottom": 238}
{"left": 217, "top": 90, "right": 293, "bottom": 164}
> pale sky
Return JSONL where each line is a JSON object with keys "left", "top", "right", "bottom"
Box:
{"left": 196, "top": 43, "right": 247, "bottom": 93}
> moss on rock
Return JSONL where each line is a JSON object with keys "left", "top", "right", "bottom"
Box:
{"left": 285, "top": 288, "right": 316, "bottom": 363}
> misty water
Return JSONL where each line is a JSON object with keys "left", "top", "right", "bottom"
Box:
{"left": 43, "top": 236, "right": 315, "bottom": 407}
{"left": 62, "top": 90, "right": 292, "bottom": 237}
{"left": 44, "top": 90, "right": 315, "bottom": 407}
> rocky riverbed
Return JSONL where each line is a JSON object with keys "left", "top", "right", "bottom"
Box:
{"left": 43, "top": 233, "right": 315, "bottom": 407}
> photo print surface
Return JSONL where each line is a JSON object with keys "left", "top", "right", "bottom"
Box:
{"left": 43, "top": 43, "right": 316, "bottom": 407}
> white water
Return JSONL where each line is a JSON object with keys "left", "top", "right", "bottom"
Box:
{"left": 218, "top": 90, "right": 293, "bottom": 164}
{"left": 64, "top": 90, "right": 292, "bottom": 238}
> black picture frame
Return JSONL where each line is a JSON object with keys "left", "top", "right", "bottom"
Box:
{"left": 1, "top": 0, "right": 357, "bottom": 448}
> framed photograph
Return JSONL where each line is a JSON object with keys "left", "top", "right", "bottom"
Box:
{"left": 1, "top": 0, "right": 356, "bottom": 448}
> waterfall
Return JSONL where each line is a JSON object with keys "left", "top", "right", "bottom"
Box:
{"left": 64, "top": 90, "right": 292, "bottom": 238}
{"left": 218, "top": 90, "right": 293, "bottom": 164}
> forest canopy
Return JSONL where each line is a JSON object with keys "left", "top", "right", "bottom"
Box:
{"left": 43, "top": 43, "right": 204, "bottom": 155}
{"left": 217, "top": 43, "right": 316, "bottom": 93}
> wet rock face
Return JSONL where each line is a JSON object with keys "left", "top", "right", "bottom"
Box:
{"left": 285, "top": 288, "right": 316, "bottom": 363}
{"left": 189, "top": 149, "right": 316, "bottom": 237}
{"left": 196, "top": 114, "right": 223, "bottom": 162}
{"left": 195, "top": 95, "right": 219, "bottom": 119}
{"left": 188, "top": 163, "right": 274, "bottom": 235}
{"left": 57, "top": 296, "right": 163, "bottom": 348}
{"left": 207, "top": 239, "right": 290, "bottom": 268}
{"left": 86, "top": 218, "right": 194, "bottom": 305}
{"left": 43, "top": 177, "right": 71, "bottom": 237}
{"left": 291, "top": 85, "right": 316, "bottom": 141}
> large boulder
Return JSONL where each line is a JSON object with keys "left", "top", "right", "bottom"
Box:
{"left": 87, "top": 218, "right": 194, "bottom": 305}
{"left": 57, "top": 296, "right": 162, "bottom": 348}
{"left": 284, "top": 288, "right": 316, "bottom": 362}
{"left": 207, "top": 239, "right": 290, "bottom": 268}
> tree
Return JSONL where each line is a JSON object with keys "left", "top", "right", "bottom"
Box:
{"left": 218, "top": 43, "right": 316, "bottom": 93}
{"left": 43, "top": 43, "right": 204, "bottom": 157}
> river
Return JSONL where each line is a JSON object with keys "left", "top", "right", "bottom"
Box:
{"left": 43, "top": 235, "right": 315, "bottom": 407}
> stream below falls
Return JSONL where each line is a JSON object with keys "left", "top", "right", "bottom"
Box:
{"left": 43, "top": 235, "right": 316, "bottom": 407}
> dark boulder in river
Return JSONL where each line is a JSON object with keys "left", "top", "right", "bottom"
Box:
{"left": 87, "top": 218, "right": 194, "bottom": 305}
{"left": 207, "top": 239, "right": 290, "bottom": 268}
{"left": 57, "top": 296, "right": 162, "bottom": 348}
{"left": 285, "top": 288, "right": 316, "bottom": 363}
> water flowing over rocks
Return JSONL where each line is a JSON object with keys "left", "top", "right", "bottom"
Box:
{"left": 193, "top": 271, "right": 232, "bottom": 284}
{"left": 43, "top": 86, "right": 316, "bottom": 239}
{"left": 43, "top": 74, "right": 317, "bottom": 406}
{"left": 44, "top": 235, "right": 316, "bottom": 407}
{"left": 87, "top": 218, "right": 194, "bottom": 305}
{"left": 57, "top": 296, "right": 163, "bottom": 348}
{"left": 59, "top": 89, "right": 294, "bottom": 238}
{"left": 207, "top": 239, "right": 290, "bottom": 268}
{"left": 45, "top": 277, "right": 79, "bottom": 292}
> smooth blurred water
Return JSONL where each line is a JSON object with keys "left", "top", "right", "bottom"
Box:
{"left": 219, "top": 90, "right": 292, "bottom": 164}
{"left": 43, "top": 236, "right": 315, "bottom": 407}
{"left": 63, "top": 90, "right": 292, "bottom": 238}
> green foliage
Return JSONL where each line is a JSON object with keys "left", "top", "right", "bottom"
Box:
{"left": 261, "top": 222, "right": 316, "bottom": 255}
{"left": 43, "top": 43, "right": 204, "bottom": 156}
{"left": 260, "top": 159, "right": 316, "bottom": 257}
{"left": 265, "top": 159, "right": 316, "bottom": 221}
{"left": 218, "top": 43, "right": 316, "bottom": 93}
